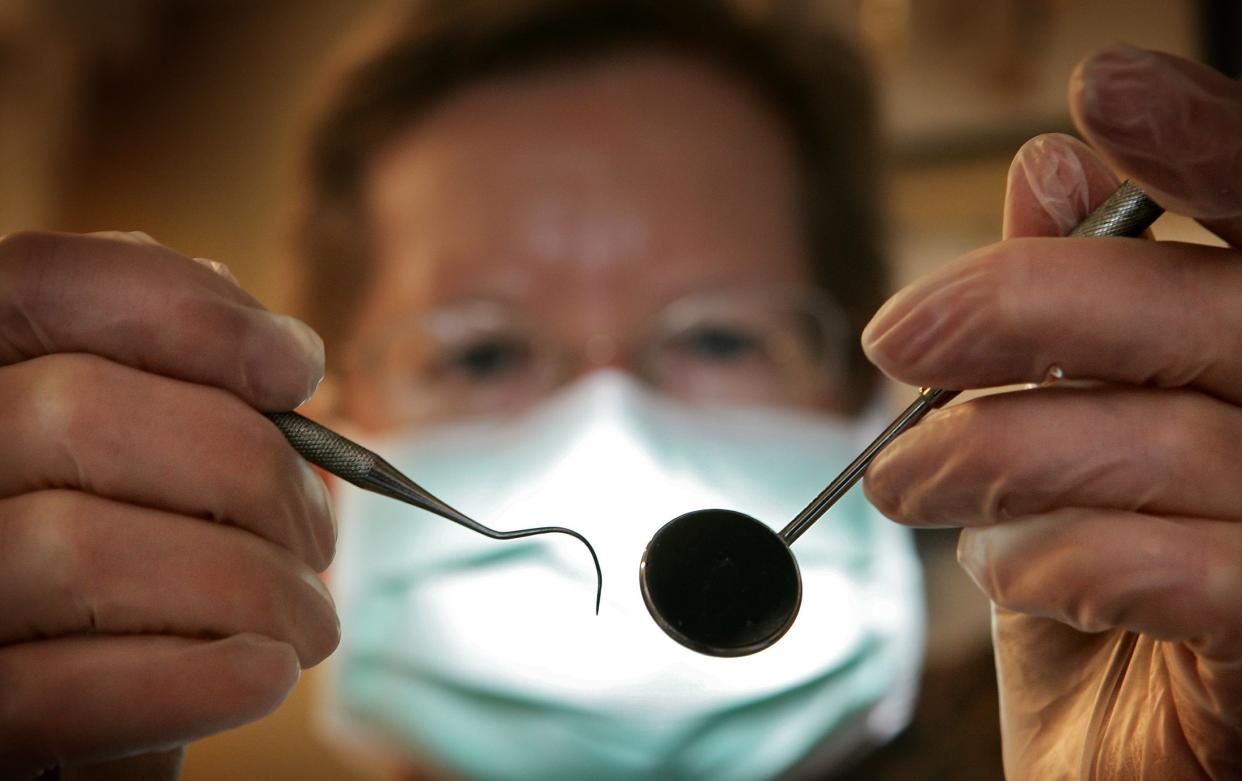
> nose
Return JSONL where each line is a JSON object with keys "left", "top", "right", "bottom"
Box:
{"left": 583, "top": 333, "right": 621, "bottom": 367}
{"left": 562, "top": 334, "right": 637, "bottom": 389}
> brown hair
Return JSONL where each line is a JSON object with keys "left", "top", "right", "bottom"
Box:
{"left": 296, "top": 0, "right": 887, "bottom": 408}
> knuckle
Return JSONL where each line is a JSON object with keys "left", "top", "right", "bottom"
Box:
{"left": 0, "top": 230, "right": 57, "bottom": 266}
{"left": 23, "top": 354, "right": 114, "bottom": 444}
{"left": 0, "top": 232, "right": 62, "bottom": 312}
{"left": 1144, "top": 391, "right": 1212, "bottom": 475}
{"left": 8, "top": 491, "right": 91, "bottom": 608}
{"left": 975, "top": 243, "right": 1032, "bottom": 338}
{"left": 187, "top": 297, "right": 253, "bottom": 346}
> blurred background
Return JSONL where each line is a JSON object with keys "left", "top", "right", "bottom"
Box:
{"left": 2, "top": 1, "right": 1236, "bottom": 778}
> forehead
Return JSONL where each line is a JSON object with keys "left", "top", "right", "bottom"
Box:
{"left": 357, "top": 50, "right": 811, "bottom": 335}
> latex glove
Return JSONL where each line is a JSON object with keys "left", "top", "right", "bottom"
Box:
{"left": 862, "top": 46, "right": 1242, "bottom": 779}
{"left": 0, "top": 232, "right": 339, "bottom": 778}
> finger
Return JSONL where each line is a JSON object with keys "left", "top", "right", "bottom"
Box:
{"left": 61, "top": 748, "right": 184, "bottom": 781}
{"left": 0, "top": 490, "right": 339, "bottom": 666}
{"left": 0, "top": 633, "right": 298, "bottom": 777}
{"left": 0, "top": 354, "right": 335, "bottom": 570}
{"left": 957, "top": 510, "right": 1242, "bottom": 659}
{"left": 92, "top": 230, "right": 243, "bottom": 289}
{"left": 864, "top": 387, "right": 1242, "bottom": 528}
{"left": 860, "top": 236, "right": 1242, "bottom": 401}
{"left": 1069, "top": 45, "right": 1242, "bottom": 247}
{"left": 86, "top": 231, "right": 162, "bottom": 249}
{"left": 1003, "top": 133, "right": 1123, "bottom": 239}
{"left": 0, "top": 231, "right": 323, "bottom": 410}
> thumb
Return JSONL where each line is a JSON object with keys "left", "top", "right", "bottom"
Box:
{"left": 1070, "top": 44, "right": 1242, "bottom": 247}
{"left": 1003, "top": 133, "right": 1121, "bottom": 239}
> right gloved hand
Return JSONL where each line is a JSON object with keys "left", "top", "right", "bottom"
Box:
{"left": 0, "top": 231, "right": 340, "bottom": 778}
{"left": 863, "top": 46, "right": 1242, "bottom": 779}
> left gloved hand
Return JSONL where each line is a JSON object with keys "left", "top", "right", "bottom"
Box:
{"left": 862, "top": 45, "right": 1242, "bottom": 779}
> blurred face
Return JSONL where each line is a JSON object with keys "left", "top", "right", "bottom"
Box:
{"left": 341, "top": 50, "right": 846, "bottom": 432}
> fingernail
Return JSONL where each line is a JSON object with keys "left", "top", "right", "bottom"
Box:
{"left": 862, "top": 296, "right": 898, "bottom": 349}
{"left": 861, "top": 282, "right": 942, "bottom": 370}
{"left": 226, "top": 634, "right": 301, "bottom": 692}
{"left": 956, "top": 528, "right": 989, "bottom": 590}
{"left": 302, "top": 460, "right": 336, "bottom": 566}
{"left": 272, "top": 314, "right": 326, "bottom": 401}
{"left": 127, "top": 230, "right": 160, "bottom": 245}
{"left": 300, "top": 564, "right": 336, "bottom": 611}
{"left": 1077, "top": 44, "right": 1167, "bottom": 144}
{"left": 861, "top": 287, "right": 916, "bottom": 352}
{"left": 193, "top": 256, "right": 240, "bottom": 286}
{"left": 1012, "top": 134, "right": 1092, "bottom": 235}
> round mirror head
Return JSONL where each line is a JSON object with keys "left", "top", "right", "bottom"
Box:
{"left": 640, "top": 508, "right": 801, "bottom": 657}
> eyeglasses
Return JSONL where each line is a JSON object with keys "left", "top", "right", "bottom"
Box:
{"left": 345, "top": 286, "right": 848, "bottom": 425}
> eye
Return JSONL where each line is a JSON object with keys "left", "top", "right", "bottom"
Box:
{"left": 442, "top": 337, "right": 532, "bottom": 381}
{"left": 676, "top": 324, "right": 764, "bottom": 362}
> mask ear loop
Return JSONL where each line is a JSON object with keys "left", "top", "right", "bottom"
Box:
{"left": 266, "top": 411, "right": 603, "bottom": 614}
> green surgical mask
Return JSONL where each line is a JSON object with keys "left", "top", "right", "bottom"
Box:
{"left": 322, "top": 371, "right": 925, "bottom": 780}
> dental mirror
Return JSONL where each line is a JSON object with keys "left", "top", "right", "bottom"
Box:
{"left": 640, "top": 387, "right": 955, "bottom": 656}
{"left": 640, "top": 181, "right": 1163, "bottom": 657}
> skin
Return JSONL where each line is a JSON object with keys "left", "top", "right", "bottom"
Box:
{"left": 863, "top": 46, "right": 1242, "bottom": 778}
{"left": 340, "top": 51, "right": 819, "bottom": 430}
{"left": 1, "top": 41, "right": 1237, "bottom": 780}
{"left": 0, "top": 231, "right": 340, "bottom": 777}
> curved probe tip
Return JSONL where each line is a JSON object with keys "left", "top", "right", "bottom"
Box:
{"left": 550, "top": 528, "right": 603, "bottom": 615}
{"left": 546, "top": 527, "right": 603, "bottom": 614}
{"left": 486, "top": 525, "right": 603, "bottom": 615}
{"left": 568, "top": 528, "right": 603, "bottom": 615}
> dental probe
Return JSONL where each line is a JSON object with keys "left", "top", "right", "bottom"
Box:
{"left": 265, "top": 411, "right": 603, "bottom": 613}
